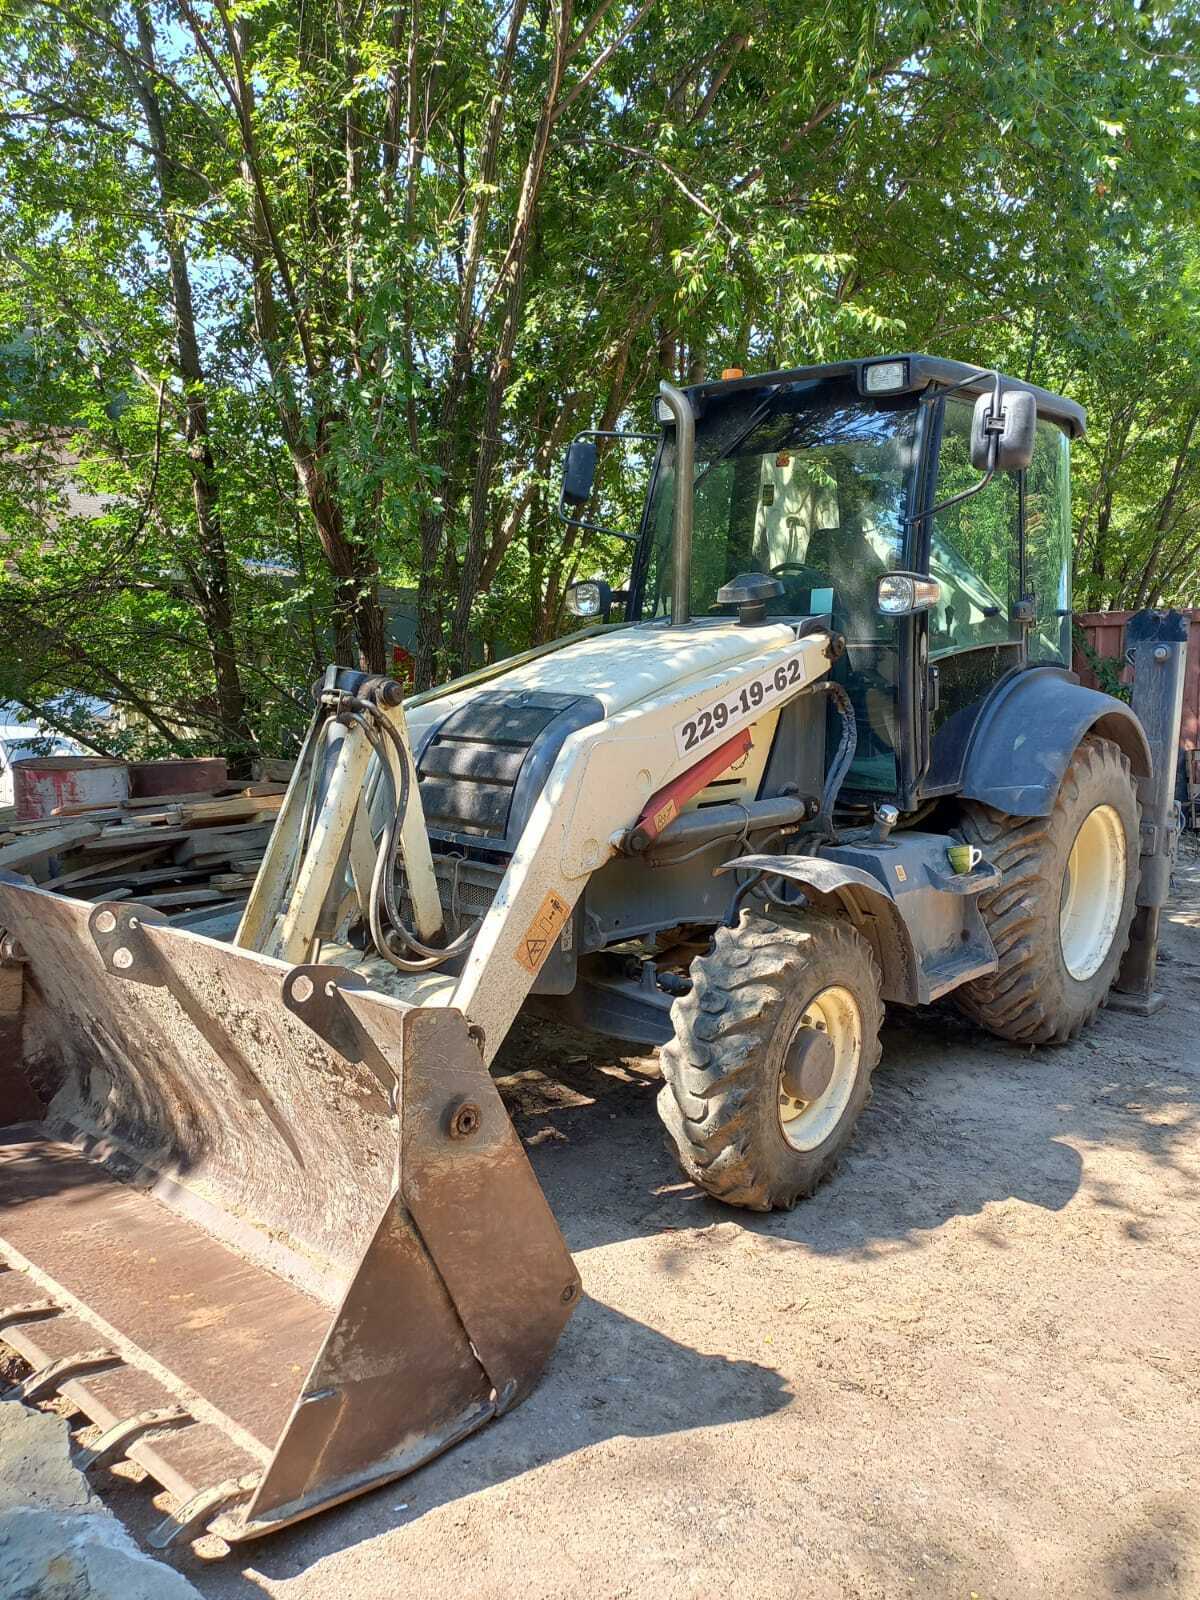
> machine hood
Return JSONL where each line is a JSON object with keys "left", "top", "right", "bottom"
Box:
{"left": 405, "top": 619, "right": 801, "bottom": 743}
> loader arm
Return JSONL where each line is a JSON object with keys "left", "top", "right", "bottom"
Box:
{"left": 452, "top": 629, "right": 834, "bottom": 1058}
{"left": 235, "top": 627, "right": 834, "bottom": 1058}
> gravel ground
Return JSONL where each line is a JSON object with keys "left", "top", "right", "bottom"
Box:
{"left": 97, "top": 848, "right": 1200, "bottom": 1599}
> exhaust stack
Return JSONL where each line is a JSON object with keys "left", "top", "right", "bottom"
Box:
{"left": 658, "top": 380, "right": 695, "bottom": 627}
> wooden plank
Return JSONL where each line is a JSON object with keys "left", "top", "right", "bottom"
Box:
{"left": 134, "top": 889, "right": 230, "bottom": 908}
{"left": 178, "top": 793, "right": 285, "bottom": 827}
{"left": 1, "top": 814, "right": 105, "bottom": 835}
{"left": 253, "top": 758, "right": 295, "bottom": 783}
{"left": 0, "top": 822, "right": 101, "bottom": 870}
{"left": 170, "top": 905, "right": 246, "bottom": 937}
{"left": 94, "top": 812, "right": 182, "bottom": 836}
{"left": 121, "top": 788, "right": 222, "bottom": 809}
{"left": 175, "top": 822, "right": 274, "bottom": 864}
{"left": 40, "top": 846, "right": 171, "bottom": 890}
{"left": 54, "top": 785, "right": 281, "bottom": 817}
{"left": 50, "top": 803, "right": 182, "bottom": 825}
{"left": 78, "top": 816, "right": 263, "bottom": 852}
{"left": 210, "top": 872, "right": 258, "bottom": 892}
{"left": 48, "top": 805, "right": 129, "bottom": 823}
{"left": 68, "top": 865, "right": 212, "bottom": 893}
{"left": 166, "top": 898, "right": 245, "bottom": 922}
{"left": 81, "top": 828, "right": 195, "bottom": 851}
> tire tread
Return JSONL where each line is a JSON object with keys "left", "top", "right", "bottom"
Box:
{"left": 955, "top": 736, "right": 1139, "bottom": 1045}
{"left": 658, "top": 912, "right": 882, "bottom": 1210}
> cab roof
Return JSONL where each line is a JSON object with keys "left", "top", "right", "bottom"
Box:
{"left": 684, "top": 354, "right": 1086, "bottom": 438}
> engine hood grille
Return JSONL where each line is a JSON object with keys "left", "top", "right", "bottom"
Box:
{"left": 415, "top": 689, "right": 603, "bottom": 848}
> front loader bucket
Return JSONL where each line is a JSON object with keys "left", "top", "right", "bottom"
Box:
{"left": 0, "top": 877, "right": 579, "bottom": 1546}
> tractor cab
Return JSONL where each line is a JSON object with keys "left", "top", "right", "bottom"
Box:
{"left": 566, "top": 356, "right": 1084, "bottom": 813}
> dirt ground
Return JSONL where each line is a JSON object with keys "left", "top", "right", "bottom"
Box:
{"left": 102, "top": 849, "right": 1199, "bottom": 1600}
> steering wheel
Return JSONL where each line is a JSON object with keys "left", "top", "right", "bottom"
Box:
{"left": 770, "top": 562, "right": 830, "bottom": 588}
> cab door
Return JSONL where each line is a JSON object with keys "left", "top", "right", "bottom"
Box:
{"left": 921, "top": 396, "right": 1024, "bottom": 791}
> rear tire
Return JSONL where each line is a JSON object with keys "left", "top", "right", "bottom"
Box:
{"left": 657, "top": 911, "right": 883, "bottom": 1210}
{"left": 955, "top": 735, "right": 1139, "bottom": 1044}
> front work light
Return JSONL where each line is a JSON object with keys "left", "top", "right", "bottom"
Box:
{"left": 566, "top": 578, "right": 610, "bottom": 618}
{"left": 863, "top": 360, "right": 908, "bottom": 394}
{"left": 876, "top": 572, "right": 941, "bottom": 615}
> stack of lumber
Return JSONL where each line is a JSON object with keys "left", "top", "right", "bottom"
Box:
{"left": 0, "top": 775, "right": 292, "bottom": 924}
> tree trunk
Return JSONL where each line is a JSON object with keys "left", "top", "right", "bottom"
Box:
{"left": 413, "top": 0, "right": 531, "bottom": 689}
{"left": 291, "top": 439, "right": 387, "bottom": 670}
{"left": 128, "top": 4, "right": 255, "bottom": 762}
{"left": 212, "top": 8, "right": 390, "bottom": 677}
{"left": 447, "top": 0, "right": 572, "bottom": 674}
{"left": 1130, "top": 408, "right": 1199, "bottom": 610}
{"left": 1086, "top": 488, "right": 1113, "bottom": 611}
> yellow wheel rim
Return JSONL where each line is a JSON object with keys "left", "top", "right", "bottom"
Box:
{"left": 1059, "top": 803, "right": 1126, "bottom": 981}
{"left": 778, "top": 985, "right": 862, "bottom": 1152}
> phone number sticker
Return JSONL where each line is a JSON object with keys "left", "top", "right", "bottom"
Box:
{"left": 674, "top": 653, "right": 809, "bottom": 758}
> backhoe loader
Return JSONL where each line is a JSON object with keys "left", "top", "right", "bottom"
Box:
{"left": 0, "top": 355, "right": 1186, "bottom": 1548}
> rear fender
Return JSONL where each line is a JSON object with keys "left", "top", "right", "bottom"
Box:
{"left": 958, "top": 666, "right": 1151, "bottom": 817}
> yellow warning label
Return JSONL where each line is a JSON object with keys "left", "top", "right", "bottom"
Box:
{"left": 515, "top": 888, "right": 572, "bottom": 975}
{"left": 652, "top": 798, "right": 678, "bottom": 835}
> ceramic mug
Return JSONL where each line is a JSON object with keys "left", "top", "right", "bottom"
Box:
{"left": 947, "top": 843, "right": 982, "bottom": 875}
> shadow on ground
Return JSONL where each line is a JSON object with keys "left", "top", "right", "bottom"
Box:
{"left": 56, "top": 858, "right": 1200, "bottom": 1591}
{"left": 143, "top": 1295, "right": 790, "bottom": 1593}
{"left": 494, "top": 859, "right": 1200, "bottom": 1263}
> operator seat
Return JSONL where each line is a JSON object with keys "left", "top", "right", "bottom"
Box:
{"left": 804, "top": 523, "right": 897, "bottom": 772}
{"left": 803, "top": 524, "right": 888, "bottom": 639}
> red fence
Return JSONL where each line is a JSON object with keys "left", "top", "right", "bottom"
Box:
{"left": 1073, "top": 609, "right": 1200, "bottom": 750}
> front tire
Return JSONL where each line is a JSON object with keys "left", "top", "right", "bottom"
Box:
{"left": 956, "top": 735, "right": 1140, "bottom": 1044}
{"left": 658, "top": 912, "right": 883, "bottom": 1210}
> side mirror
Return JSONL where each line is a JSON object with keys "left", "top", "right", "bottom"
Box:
{"left": 565, "top": 577, "right": 613, "bottom": 619}
{"left": 561, "top": 439, "right": 598, "bottom": 507}
{"left": 970, "top": 387, "right": 1036, "bottom": 473}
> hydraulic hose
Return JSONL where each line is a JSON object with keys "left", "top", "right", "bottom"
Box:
{"left": 809, "top": 679, "right": 858, "bottom": 826}
{"left": 345, "top": 703, "right": 481, "bottom": 972}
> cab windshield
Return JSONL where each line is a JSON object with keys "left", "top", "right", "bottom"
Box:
{"left": 638, "top": 380, "right": 921, "bottom": 795}
{"left": 639, "top": 381, "right": 919, "bottom": 632}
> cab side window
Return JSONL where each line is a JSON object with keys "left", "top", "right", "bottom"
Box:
{"left": 924, "top": 397, "right": 1024, "bottom": 785}
{"left": 928, "top": 399, "right": 1021, "bottom": 659}
{"left": 1025, "top": 420, "right": 1073, "bottom": 665}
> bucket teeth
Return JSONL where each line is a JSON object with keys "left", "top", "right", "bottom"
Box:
{"left": 77, "top": 1408, "right": 194, "bottom": 1472}
{"left": 0, "top": 1300, "right": 58, "bottom": 1331}
{"left": 148, "top": 1475, "right": 262, "bottom": 1550}
{"left": 13, "top": 1349, "right": 124, "bottom": 1403}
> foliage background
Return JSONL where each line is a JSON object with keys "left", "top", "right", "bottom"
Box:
{"left": 0, "top": 0, "right": 1197, "bottom": 758}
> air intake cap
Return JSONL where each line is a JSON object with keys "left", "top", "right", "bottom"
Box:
{"left": 716, "top": 572, "right": 785, "bottom": 625}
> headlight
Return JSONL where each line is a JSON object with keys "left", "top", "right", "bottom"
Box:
{"left": 653, "top": 396, "right": 674, "bottom": 425}
{"left": 863, "top": 359, "right": 908, "bottom": 394}
{"left": 566, "top": 580, "right": 603, "bottom": 618}
{"left": 876, "top": 572, "right": 941, "bottom": 615}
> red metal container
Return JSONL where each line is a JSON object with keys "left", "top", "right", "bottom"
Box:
{"left": 127, "top": 757, "right": 228, "bottom": 798}
{"left": 14, "top": 757, "right": 129, "bottom": 822}
{"left": 1073, "top": 609, "right": 1200, "bottom": 750}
